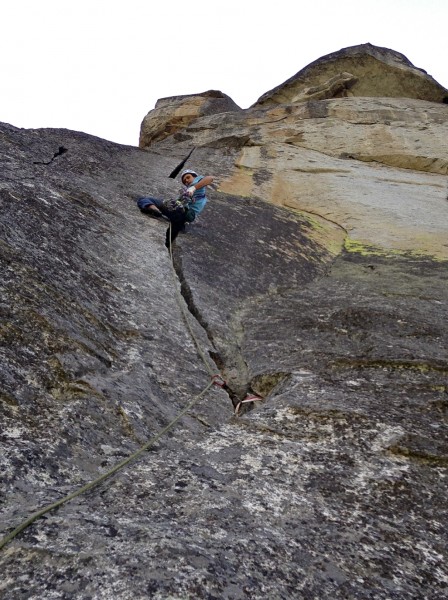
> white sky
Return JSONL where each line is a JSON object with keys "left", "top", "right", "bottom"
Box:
{"left": 1, "top": 0, "right": 447, "bottom": 146}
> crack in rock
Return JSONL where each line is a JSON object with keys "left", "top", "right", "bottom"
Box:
{"left": 171, "top": 248, "right": 258, "bottom": 410}
{"left": 33, "top": 146, "right": 68, "bottom": 165}
{"left": 171, "top": 248, "right": 240, "bottom": 407}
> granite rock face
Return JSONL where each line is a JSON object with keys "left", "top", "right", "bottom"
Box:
{"left": 139, "top": 90, "right": 242, "bottom": 148}
{"left": 1, "top": 44, "right": 448, "bottom": 599}
{"left": 254, "top": 43, "right": 448, "bottom": 106}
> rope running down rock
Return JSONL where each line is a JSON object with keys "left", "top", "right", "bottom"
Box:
{"left": 0, "top": 224, "right": 221, "bottom": 551}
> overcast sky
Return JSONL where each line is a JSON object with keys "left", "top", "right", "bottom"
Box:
{"left": 2, "top": 0, "right": 447, "bottom": 147}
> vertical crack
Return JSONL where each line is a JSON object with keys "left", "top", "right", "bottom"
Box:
{"left": 171, "top": 249, "right": 248, "bottom": 408}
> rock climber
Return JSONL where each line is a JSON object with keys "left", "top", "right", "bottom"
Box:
{"left": 137, "top": 168, "right": 214, "bottom": 248}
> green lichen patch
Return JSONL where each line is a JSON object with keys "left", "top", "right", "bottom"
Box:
{"left": 329, "top": 358, "right": 448, "bottom": 375}
{"left": 344, "top": 237, "right": 448, "bottom": 263}
{"left": 250, "top": 371, "right": 289, "bottom": 397}
{"left": 388, "top": 433, "right": 448, "bottom": 466}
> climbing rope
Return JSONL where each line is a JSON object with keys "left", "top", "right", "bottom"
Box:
{"left": 0, "top": 379, "right": 215, "bottom": 551}
{"left": 168, "top": 224, "right": 263, "bottom": 419}
{"left": 0, "top": 224, "right": 223, "bottom": 551}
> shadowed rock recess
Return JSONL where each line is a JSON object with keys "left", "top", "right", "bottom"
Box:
{"left": 1, "top": 44, "right": 448, "bottom": 599}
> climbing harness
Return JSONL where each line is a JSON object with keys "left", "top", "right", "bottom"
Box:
{"left": 211, "top": 374, "right": 226, "bottom": 388}
{"left": 0, "top": 224, "right": 224, "bottom": 551}
{"left": 234, "top": 394, "right": 263, "bottom": 416}
{"left": 162, "top": 195, "right": 188, "bottom": 213}
{"left": 163, "top": 188, "right": 196, "bottom": 213}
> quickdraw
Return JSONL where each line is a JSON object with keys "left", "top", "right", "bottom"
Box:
{"left": 234, "top": 394, "right": 263, "bottom": 416}
{"left": 162, "top": 190, "right": 191, "bottom": 213}
{"left": 211, "top": 374, "right": 226, "bottom": 388}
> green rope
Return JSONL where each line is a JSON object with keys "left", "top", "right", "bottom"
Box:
{"left": 0, "top": 222, "right": 218, "bottom": 551}
{"left": 0, "top": 380, "right": 214, "bottom": 551}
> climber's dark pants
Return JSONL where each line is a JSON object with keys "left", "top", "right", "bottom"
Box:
{"left": 136, "top": 196, "right": 194, "bottom": 248}
{"left": 164, "top": 206, "right": 195, "bottom": 247}
{"left": 165, "top": 209, "right": 187, "bottom": 247}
